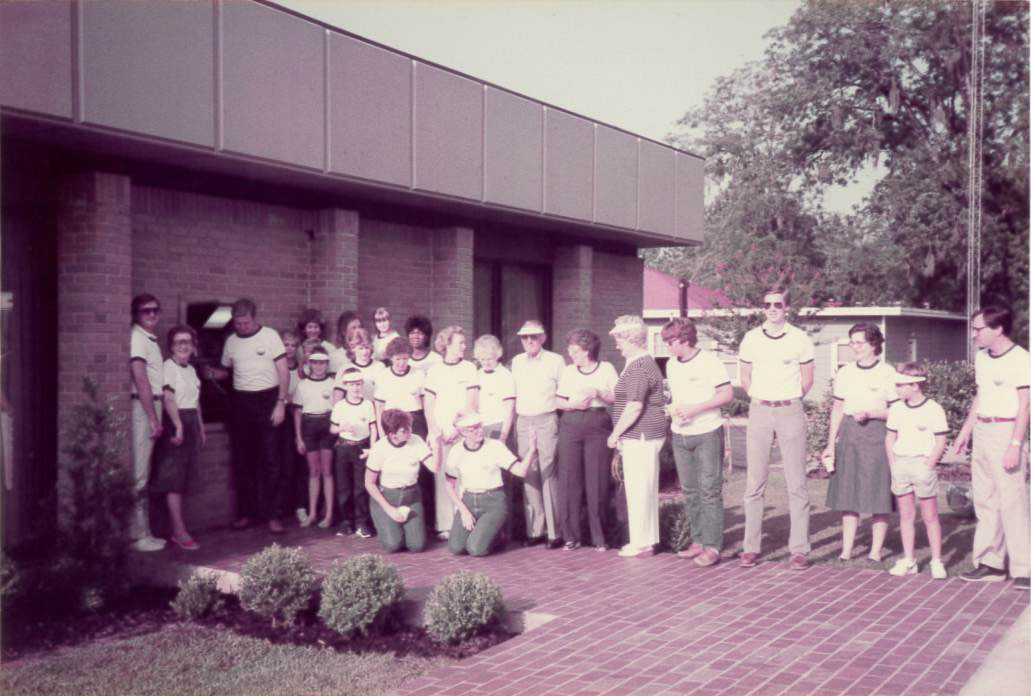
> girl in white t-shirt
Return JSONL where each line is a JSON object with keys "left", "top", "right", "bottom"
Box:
{"left": 337, "top": 327, "right": 381, "bottom": 403}
{"left": 293, "top": 348, "right": 336, "bottom": 528}
{"left": 297, "top": 308, "right": 347, "bottom": 374}
{"left": 364, "top": 409, "right": 439, "bottom": 553}
{"left": 372, "top": 307, "right": 400, "bottom": 362}
{"left": 152, "top": 326, "right": 206, "bottom": 551}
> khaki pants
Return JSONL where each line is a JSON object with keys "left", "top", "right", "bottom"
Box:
{"left": 743, "top": 399, "right": 810, "bottom": 554}
{"left": 517, "top": 412, "right": 559, "bottom": 540}
{"left": 971, "top": 422, "right": 1029, "bottom": 577}
{"left": 130, "top": 398, "right": 162, "bottom": 541}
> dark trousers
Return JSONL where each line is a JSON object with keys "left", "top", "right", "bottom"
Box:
{"left": 230, "top": 387, "right": 283, "bottom": 522}
{"left": 281, "top": 406, "right": 307, "bottom": 514}
{"left": 558, "top": 408, "right": 612, "bottom": 546}
{"left": 335, "top": 438, "right": 372, "bottom": 530}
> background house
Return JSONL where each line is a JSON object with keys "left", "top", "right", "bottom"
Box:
{"left": 0, "top": 0, "right": 703, "bottom": 549}
{"left": 643, "top": 268, "right": 968, "bottom": 398}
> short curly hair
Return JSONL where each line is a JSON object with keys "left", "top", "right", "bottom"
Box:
{"left": 380, "top": 408, "right": 413, "bottom": 436}
{"left": 565, "top": 329, "right": 601, "bottom": 361}
{"left": 404, "top": 315, "right": 433, "bottom": 348}
{"left": 848, "top": 322, "right": 884, "bottom": 356}
{"left": 297, "top": 308, "right": 325, "bottom": 337}
{"left": 434, "top": 325, "right": 465, "bottom": 356}
{"left": 660, "top": 318, "right": 697, "bottom": 348}
{"left": 384, "top": 336, "right": 412, "bottom": 360}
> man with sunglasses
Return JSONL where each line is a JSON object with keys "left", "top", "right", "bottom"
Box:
{"left": 737, "top": 286, "right": 815, "bottom": 570}
{"left": 129, "top": 293, "right": 167, "bottom": 551}
{"left": 952, "top": 305, "right": 1029, "bottom": 590}
{"left": 511, "top": 320, "right": 565, "bottom": 549}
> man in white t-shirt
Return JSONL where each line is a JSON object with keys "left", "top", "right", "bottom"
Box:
{"left": 737, "top": 287, "right": 815, "bottom": 570}
{"left": 212, "top": 298, "right": 290, "bottom": 534}
{"left": 128, "top": 294, "right": 167, "bottom": 552}
{"left": 953, "top": 305, "right": 1030, "bottom": 590}
{"left": 510, "top": 319, "right": 566, "bottom": 548}
{"left": 663, "top": 318, "right": 733, "bottom": 567}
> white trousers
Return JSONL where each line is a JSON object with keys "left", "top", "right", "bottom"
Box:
{"left": 971, "top": 422, "right": 1029, "bottom": 577}
{"left": 435, "top": 439, "right": 457, "bottom": 532}
{"left": 621, "top": 435, "right": 663, "bottom": 550}
{"left": 130, "top": 399, "right": 162, "bottom": 540}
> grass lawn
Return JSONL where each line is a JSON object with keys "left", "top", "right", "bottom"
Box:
{"left": 714, "top": 466, "right": 977, "bottom": 573}
{"left": 0, "top": 622, "right": 451, "bottom": 696}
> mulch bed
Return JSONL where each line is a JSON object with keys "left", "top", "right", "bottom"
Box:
{"left": 2, "top": 585, "right": 511, "bottom": 662}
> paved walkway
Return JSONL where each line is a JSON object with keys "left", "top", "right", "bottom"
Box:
{"left": 146, "top": 524, "right": 1028, "bottom": 696}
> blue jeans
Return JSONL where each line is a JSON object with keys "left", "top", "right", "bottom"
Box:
{"left": 449, "top": 489, "right": 508, "bottom": 557}
{"left": 671, "top": 427, "right": 725, "bottom": 550}
{"left": 370, "top": 485, "right": 426, "bottom": 553}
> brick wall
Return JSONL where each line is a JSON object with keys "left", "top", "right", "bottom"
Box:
{"left": 552, "top": 243, "right": 593, "bottom": 351}
{"left": 56, "top": 171, "right": 133, "bottom": 470}
{"left": 310, "top": 209, "right": 359, "bottom": 328}
{"left": 431, "top": 226, "right": 474, "bottom": 332}
{"left": 357, "top": 218, "right": 434, "bottom": 326}
{"left": 591, "top": 249, "right": 644, "bottom": 364}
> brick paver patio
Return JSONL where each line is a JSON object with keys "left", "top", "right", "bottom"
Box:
{"left": 151, "top": 524, "right": 1027, "bottom": 696}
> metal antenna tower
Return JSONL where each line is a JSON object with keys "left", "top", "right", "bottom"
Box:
{"left": 965, "top": 0, "right": 986, "bottom": 361}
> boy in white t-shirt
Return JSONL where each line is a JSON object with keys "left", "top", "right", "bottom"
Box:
{"left": 330, "top": 367, "right": 378, "bottom": 538}
{"left": 293, "top": 347, "right": 336, "bottom": 529}
{"left": 885, "top": 363, "right": 949, "bottom": 579}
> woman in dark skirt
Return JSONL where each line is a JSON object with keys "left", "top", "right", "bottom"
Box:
{"left": 152, "top": 325, "right": 206, "bottom": 550}
{"left": 822, "top": 323, "right": 897, "bottom": 562}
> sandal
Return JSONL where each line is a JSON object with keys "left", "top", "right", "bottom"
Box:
{"left": 171, "top": 536, "right": 200, "bottom": 551}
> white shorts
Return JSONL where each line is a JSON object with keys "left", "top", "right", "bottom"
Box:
{"left": 891, "top": 454, "right": 939, "bottom": 498}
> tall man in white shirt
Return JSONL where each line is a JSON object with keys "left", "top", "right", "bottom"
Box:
{"left": 212, "top": 298, "right": 290, "bottom": 534}
{"left": 738, "top": 287, "right": 815, "bottom": 570}
{"left": 128, "top": 294, "right": 167, "bottom": 552}
{"left": 511, "top": 320, "right": 566, "bottom": 548}
{"left": 953, "top": 305, "right": 1030, "bottom": 590}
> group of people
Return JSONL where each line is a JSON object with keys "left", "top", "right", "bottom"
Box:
{"left": 126, "top": 288, "right": 1028, "bottom": 589}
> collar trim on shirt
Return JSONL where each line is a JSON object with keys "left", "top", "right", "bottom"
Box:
{"left": 353, "top": 358, "right": 373, "bottom": 368}
{"left": 904, "top": 397, "right": 928, "bottom": 409}
{"left": 133, "top": 324, "right": 159, "bottom": 341}
{"left": 463, "top": 440, "right": 485, "bottom": 452}
{"left": 761, "top": 327, "right": 787, "bottom": 340}
{"left": 856, "top": 359, "right": 880, "bottom": 370}
{"left": 578, "top": 362, "right": 600, "bottom": 375}
{"left": 390, "top": 366, "right": 411, "bottom": 377}
{"left": 988, "top": 344, "right": 1016, "bottom": 360}
{"left": 444, "top": 358, "right": 462, "bottom": 366}
{"left": 345, "top": 396, "right": 364, "bottom": 406}
{"left": 677, "top": 349, "right": 701, "bottom": 364}
{"left": 234, "top": 325, "right": 262, "bottom": 339}
{"left": 307, "top": 375, "right": 330, "bottom": 382}
{"left": 386, "top": 435, "right": 409, "bottom": 449}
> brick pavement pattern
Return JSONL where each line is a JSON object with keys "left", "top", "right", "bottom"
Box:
{"left": 175, "top": 525, "right": 1026, "bottom": 696}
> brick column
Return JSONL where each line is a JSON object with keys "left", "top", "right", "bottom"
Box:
{"left": 431, "top": 226, "right": 474, "bottom": 331}
{"left": 56, "top": 171, "right": 134, "bottom": 467}
{"left": 310, "top": 208, "right": 360, "bottom": 320}
{"left": 552, "top": 243, "right": 593, "bottom": 349}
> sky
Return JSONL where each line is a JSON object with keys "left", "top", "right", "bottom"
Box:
{"left": 277, "top": 0, "right": 869, "bottom": 212}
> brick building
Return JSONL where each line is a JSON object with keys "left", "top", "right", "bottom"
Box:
{"left": 0, "top": 0, "right": 702, "bottom": 548}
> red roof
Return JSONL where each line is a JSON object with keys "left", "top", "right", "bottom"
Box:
{"left": 643, "top": 267, "right": 733, "bottom": 311}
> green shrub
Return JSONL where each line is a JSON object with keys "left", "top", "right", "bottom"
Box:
{"left": 922, "top": 360, "right": 976, "bottom": 442}
{"left": 319, "top": 554, "right": 404, "bottom": 637}
{"left": 56, "top": 379, "right": 137, "bottom": 610}
{"left": 171, "top": 570, "right": 225, "bottom": 621}
{"left": 239, "top": 544, "right": 316, "bottom": 627}
{"left": 658, "top": 499, "right": 692, "bottom": 553}
{"left": 423, "top": 571, "right": 505, "bottom": 644}
{"left": 804, "top": 390, "right": 834, "bottom": 468}
{"left": 721, "top": 385, "right": 751, "bottom": 418}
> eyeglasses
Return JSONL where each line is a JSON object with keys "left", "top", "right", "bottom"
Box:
{"left": 520, "top": 335, "right": 542, "bottom": 341}
{"left": 849, "top": 339, "right": 868, "bottom": 347}
{"left": 139, "top": 306, "right": 160, "bottom": 315}
{"left": 763, "top": 302, "right": 784, "bottom": 309}
{"left": 971, "top": 324, "right": 990, "bottom": 334}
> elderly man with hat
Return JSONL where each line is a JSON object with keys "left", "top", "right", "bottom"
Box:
{"left": 510, "top": 319, "right": 566, "bottom": 548}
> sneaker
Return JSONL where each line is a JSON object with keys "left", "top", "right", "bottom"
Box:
{"left": 317, "top": 518, "right": 332, "bottom": 529}
{"left": 130, "top": 536, "right": 167, "bottom": 552}
{"left": 959, "top": 565, "right": 1007, "bottom": 583}
{"left": 738, "top": 552, "right": 759, "bottom": 568}
{"left": 563, "top": 541, "right": 581, "bottom": 551}
{"left": 889, "top": 558, "right": 918, "bottom": 576}
{"left": 437, "top": 530, "right": 450, "bottom": 541}
{"left": 618, "top": 545, "right": 654, "bottom": 558}
{"left": 676, "top": 543, "right": 704, "bottom": 560}
{"left": 929, "top": 559, "right": 947, "bottom": 580}
{"left": 694, "top": 548, "right": 720, "bottom": 567}
{"left": 789, "top": 553, "right": 811, "bottom": 571}
{"left": 1012, "top": 577, "right": 1030, "bottom": 591}
{"left": 355, "top": 526, "right": 373, "bottom": 539}
{"left": 295, "top": 508, "right": 308, "bottom": 524}
{"left": 299, "top": 514, "right": 313, "bottom": 528}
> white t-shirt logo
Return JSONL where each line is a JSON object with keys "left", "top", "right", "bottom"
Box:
{"left": 917, "top": 424, "right": 928, "bottom": 431}
{"left": 257, "top": 349, "right": 265, "bottom": 356}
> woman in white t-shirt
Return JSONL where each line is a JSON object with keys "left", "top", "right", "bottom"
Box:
{"left": 425, "top": 325, "right": 480, "bottom": 538}
{"left": 556, "top": 329, "right": 618, "bottom": 551}
{"left": 822, "top": 323, "right": 897, "bottom": 562}
{"left": 474, "top": 334, "right": 515, "bottom": 442}
{"left": 151, "top": 326, "right": 206, "bottom": 551}
{"left": 364, "top": 409, "right": 438, "bottom": 553}
{"left": 445, "top": 412, "right": 537, "bottom": 557}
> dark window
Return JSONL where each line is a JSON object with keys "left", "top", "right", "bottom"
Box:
{"left": 184, "top": 302, "right": 234, "bottom": 426}
{"left": 473, "top": 259, "right": 552, "bottom": 361}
